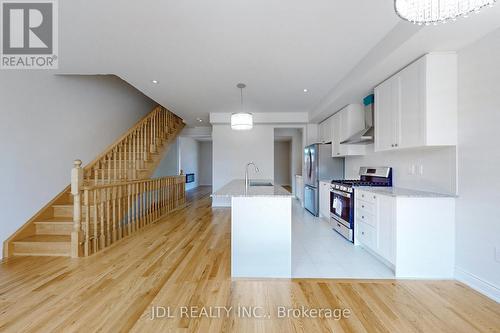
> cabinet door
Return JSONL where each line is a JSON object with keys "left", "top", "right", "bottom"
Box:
{"left": 295, "top": 176, "right": 303, "bottom": 202}
{"left": 319, "top": 121, "right": 326, "bottom": 143}
{"left": 331, "top": 112, "right": 342, "bottom": 157}
{"left": 306, "top": 124, "right": 319, "bottom": 146}
{"left": 376, "top": 195, "right": 396, "bottom": 264}
{"left": 375, "top": 78, "right": 398, "bottom": 151}
{"left": 319, "top": 117, "right": 333, "bottom": 143}
{"left": 338, "top": 110, "right": 349, "bottom": 156}
{"left": 399, "top": 59, "right": 424, "bottom": 148}
{"left": 324, "top": 116, "right": 333, "bottom": 143}
{"left": 319, "top": 182, "right": 330, "bottom": 218}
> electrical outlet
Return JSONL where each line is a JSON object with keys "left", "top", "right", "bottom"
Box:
{"left": 408, "top": 164, "right": 416, "bottom": 175}
{"left": 418, "top": 165, "right": 424, "bottom": 176}
{"left": 495, "top": 247, "right": 500, "bottom": 263}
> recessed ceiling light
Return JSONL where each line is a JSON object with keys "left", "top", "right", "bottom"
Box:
{"left": 151, "top": 80, "right": 159, "bottom": 84}
{"left": 196, "top": 117, "right": 203, "bottom": 123}
{"left": 303, "top": 89, "right": 308, "bottom": 93}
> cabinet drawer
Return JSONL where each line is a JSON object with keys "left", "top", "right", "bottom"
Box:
{"left": 357, "top": 221, "right": 376, "bottom": 250}
{"left": 356, "top": 191, "right": 378, "bottom": 204}
{"left": 356, "top": 200, "right": 375, "bottom": 215}
{"left": 356, "top": 210, "right": 376, "bottom": 228}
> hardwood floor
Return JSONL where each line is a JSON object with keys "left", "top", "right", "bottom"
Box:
{"left": 1, "top": 186, "right": 499, "bottom": 333}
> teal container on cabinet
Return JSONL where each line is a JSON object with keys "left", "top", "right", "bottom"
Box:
{"left": 363, "top": 94, "right": 374, "bottom": 106}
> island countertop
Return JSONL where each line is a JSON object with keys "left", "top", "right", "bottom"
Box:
{"left": 212, "top": 180, "right": 293, "bottom": 198}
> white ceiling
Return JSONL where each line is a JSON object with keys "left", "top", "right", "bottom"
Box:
{"left": 58, "top": 0, "right": 399, "bottom": 125}
{"left": 58, "top": 1, "right": 500, "bottom": 126}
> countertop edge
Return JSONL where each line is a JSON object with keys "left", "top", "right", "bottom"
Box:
{"left": 356, "top": 186, "right": 457, "bottom": 198}
{"left": 212, "top": 180, "right": 293, "bottom": 198}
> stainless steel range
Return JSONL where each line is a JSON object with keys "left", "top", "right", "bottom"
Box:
{"left": 330, "top": 167, "right": 392, "bottom": 242}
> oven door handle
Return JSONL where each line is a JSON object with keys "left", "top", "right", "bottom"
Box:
{"left": 330, "top": 189, "right": 351, "bottom": 198}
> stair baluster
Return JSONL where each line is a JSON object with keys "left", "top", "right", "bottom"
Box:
{"left": 7, "top": 106, "right": 185, "bottom": 258}
{"left": 71, "top": 160, "right": 83, "bottom": 258}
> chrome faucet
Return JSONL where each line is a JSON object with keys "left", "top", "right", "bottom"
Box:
{"left": 245, "top": 162, "right": 260, "bottom": 191}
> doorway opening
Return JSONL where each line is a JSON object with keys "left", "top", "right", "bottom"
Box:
{"left": 274, "top": 128, "right": 303, "bottom": 195}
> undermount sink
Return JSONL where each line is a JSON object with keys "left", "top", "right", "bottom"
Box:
{"left": 249, "top": 181, "right": 273, "bottom": 187}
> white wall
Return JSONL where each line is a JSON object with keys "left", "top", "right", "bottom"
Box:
{"left": 212, "top": 124, "right": 274, "bottom": 191}
{"left": 198, "top": 141, "right": 213, "bottom": 186}
{"left": 179, "top": 137, "right": 199, "bottom": 190}
{"left": 153, "top": 138, "right": 179, "bottom": 177}
{"left": 274, "top": 128, "right": 303, "bottom": 194}
{"left": 345, "top": 146, "right": 457, "bottom": 195}
{"left": 0, "top": 73, "right": 155, "bottom": 247}
{"left": 274, "top": 141, "right": 291, "bottom": 186}
{"left": 455, "top": 28, "right": 500, "bottom": 300}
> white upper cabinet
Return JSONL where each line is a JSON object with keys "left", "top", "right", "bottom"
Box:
{"left": 318, "top": 116, "right": 333, "bottom": 143}
{"left": 374, "top": 53, "right": 457, "bottom": 152}
{"left": 306, "top": 123, "right": 319, "bottom": 146}
{"left": 374, "top": 77, "right": 399, "bottom": 151}
{"left": 331, "top": 112, "right": 342, "bottom": 157}
{"left": 332, "top": 104, "right": 367, "bottom": 157}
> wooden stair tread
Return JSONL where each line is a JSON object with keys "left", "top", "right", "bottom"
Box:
{"left": 52, "top": 204, "right": 73, "bottom": 208}
{"left": 13, "top": 235, "right": 71, "bottom": 257}
{"left": 15, "top": 235, "right": 70, "bottom": 243}
{"left": 90, "top": 168, "right": 149, "bottom": 171}
{"left": 34, "top": 217, "right": 73, "bottom": 224}
{"left": 6, "top": 107, "right": 184, "bottom": 258}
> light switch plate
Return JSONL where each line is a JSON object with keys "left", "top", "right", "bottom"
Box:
{"left": 495, "top": 247, "right": 500, "bottom": 263}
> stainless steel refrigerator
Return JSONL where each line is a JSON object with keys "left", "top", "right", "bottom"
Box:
{"left": 303, "top": 143, "right": 344, "bottom": 216}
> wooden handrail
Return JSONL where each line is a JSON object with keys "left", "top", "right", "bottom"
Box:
{"left": 83, "top": 106, "right": 161, "bottom": 172}
{"left": 3, "top": 105, "right": 185, "bottom": 259}
{"left": 71, "top": 172, "right": 185, "bottom": 257}
{"left": 82, "top": 106, "right": 183, "bottom": 185}
{"left": 68, "top": 105, "right": 185, "bottom": 257}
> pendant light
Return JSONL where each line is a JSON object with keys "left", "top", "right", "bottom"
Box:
{"left": 231, "top": 83, "right": 253, "bottom": 130}
{"left": 394, "top": 0, "right": 497, "bottom": 25}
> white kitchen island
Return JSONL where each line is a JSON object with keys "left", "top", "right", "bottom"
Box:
{"left": 212, "top": 180, "right": 293, "bottom": 278}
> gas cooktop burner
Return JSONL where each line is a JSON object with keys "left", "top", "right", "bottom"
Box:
{"left": 331, "top": 167, "right": 393, "bottom": 189}
{"left": 331, "top": 180, "right": 389, "bottom": 187}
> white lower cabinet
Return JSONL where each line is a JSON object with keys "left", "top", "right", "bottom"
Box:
{"left": 355, "top": 189, "right": 455, "bottom": 279}
{"left": 375, "top": 195, "right": 395, "bottom": 265}
{"left": 356, "top": 221, "right": 376, "bottom": 250}
{"left": 356, "top": 191, "right": 395, "bottom": 265}
{"left": 319, "top": 181, "right": 331, "bottom": 219}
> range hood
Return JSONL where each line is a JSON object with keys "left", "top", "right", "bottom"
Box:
{"left": 340, "top": 126, "right": 373, "bottom": 145}
{"left": 340, "top": 95, "right": 374, "bottom": 145}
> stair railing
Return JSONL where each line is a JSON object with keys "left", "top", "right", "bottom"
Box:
{"left": 71, "top": 160, "right": 185, "bottom": 257}
{"left": 83, "top": 106, "right": 183, "bottom": 185}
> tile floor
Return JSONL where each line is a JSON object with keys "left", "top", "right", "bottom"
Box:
{"left": 291, "top": 198, "right": 395, "bottom": 279}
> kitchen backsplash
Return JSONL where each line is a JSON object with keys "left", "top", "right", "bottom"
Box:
{"left": 345, "top": 146, "right": 457, "bottom": 195}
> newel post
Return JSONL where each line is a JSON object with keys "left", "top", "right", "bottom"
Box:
{"left": 71, "top": 159, "right": 83, "bottom": 258}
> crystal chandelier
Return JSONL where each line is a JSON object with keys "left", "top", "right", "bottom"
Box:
{"left": 394, "top": 0, "right": 497, "bottom": 25}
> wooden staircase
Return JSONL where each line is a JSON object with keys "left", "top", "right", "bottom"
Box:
{"left": 5, "top": 106, "right": 185, "bottom": 257}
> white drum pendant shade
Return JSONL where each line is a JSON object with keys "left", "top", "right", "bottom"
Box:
{"left": 395, "top": 0, "right": 497, "bottom": 25}
{"left": 231, "top": 112, "right": 253, "bottom": 130}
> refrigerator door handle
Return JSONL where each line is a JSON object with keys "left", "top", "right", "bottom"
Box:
{"left": 308, "top": 149, "right": 312, "bottom": 179}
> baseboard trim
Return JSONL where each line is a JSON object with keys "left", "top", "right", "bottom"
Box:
{"left": 455, "top": 266, "right": 500, "bottom": 303}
